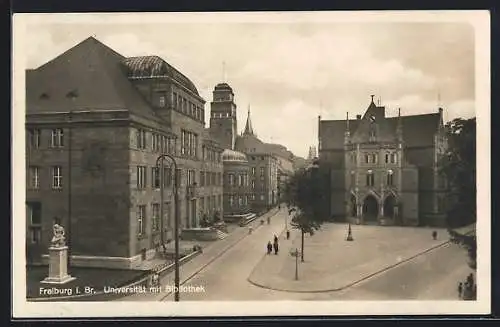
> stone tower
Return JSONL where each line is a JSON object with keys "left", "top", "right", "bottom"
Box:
{"left": 209, "top": 83, "right": 238, "bottom": 150}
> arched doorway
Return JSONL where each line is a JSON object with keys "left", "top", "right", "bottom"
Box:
{"left": 363, "top": 195, "right": 379, "bottom": 222}
{"left": 383, "top": 194, "right": 396, "bottom": 219}
{"left": 350, "top": 194, "right": 357, "bottom": 217}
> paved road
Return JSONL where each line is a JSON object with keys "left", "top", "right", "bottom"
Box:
{"left": 158, "top": 216, "right": 472, "bottom": 301}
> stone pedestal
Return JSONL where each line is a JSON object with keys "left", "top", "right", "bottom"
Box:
{"left": 41, "top": 246, "right": 76, "bottom": 284}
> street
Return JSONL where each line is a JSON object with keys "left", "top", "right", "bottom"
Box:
{"left": 127, "top": 209, "right": 473, "bottom": 302}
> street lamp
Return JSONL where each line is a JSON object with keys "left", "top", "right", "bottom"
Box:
{"left": 155, "top": 154, "right": 180, "bottom": 302}
{"left": 290, "top": 248, "right": 301, "bottom": 280}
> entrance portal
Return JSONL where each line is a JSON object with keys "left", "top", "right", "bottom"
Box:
{"left": 383, "top": 195, "right": 396, "bottom": 219}
{"left": 363, "top": 195, "right": 379, "bottom": 222}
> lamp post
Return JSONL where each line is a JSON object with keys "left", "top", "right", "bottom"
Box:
{"left": 155, "top": 154, "right": 180, "bottom": 302}
{"left": 290, "top": 248, "right": 301, "bottom": 280}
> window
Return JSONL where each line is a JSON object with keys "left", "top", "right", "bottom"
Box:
{"left": 350, "top": 171, "right": 355, "bottom": 188}
{"left": 252, "top": 167, "right": 256, "bottom": 175}
{"left": 27, "top": 202, "right": 42, "bottom": 225}
{"left": 238, "top": 196, "right": 243, "bottom": 206}
{"left": 137, "top": 205, "right": 146, "bottom": 236}
{"left": 136, "top": 129, "right": 147, "bottom": 149}
{"left": 29, "top": 228, "right": 42, "bottom": 244}
{"left": 391, "top": 153, "right": 397, "bottom": 164}
{"left": 387, "top": 170, "right": 394, "bottom": 186}
{"left": 229, "top": 174, "right": 234, "bottom": 186}
{"left": 229, "top": 195, "right": 234, "bottom": 207}
{"left": 164, "top": 167, "right": 172, "bottom": 187}
{"left": 52, "top": 166, "right": 62, "bottom": 189}
{"left": 172, "top": 92, "right": 178, "bottom": 108}
{"left": 373, "top": 154, "right": 378, "bottom": 164}
{"left": 260, "top": 194, "right": 265, "bottom": 201}
{"left": 28, "top": 129, "right": 40, "bottom": 148}
{"left": 188, "top": 170, "right": 196, "bottom": 186}
{"left": 181, "top": 130, "right": 198, "bottom": 157}
{"left": 137, "top": 166, "right": 146, "bottom": 189}
{"left": 50, "top": 128, "right": 64, "bottom": 148}
{"left": 251, "top": 193, "right": 256, "bottom": 200}
{"left": 152, "top": 203, "right": 160, "bottom": 231}
{"left": 385, "top": 153, "right": 389, "bottom": 163}
{"left": 216, "top": 172, "right": 221, "bottom": 186}
{"left": 28, "top": 166, "right": 39, "bottom": 189}
{"left": 365, "top": 154, "right": 369, "bottom": 163}
{"left": 239, "top": 174, "right": 244, "bottom": 186}
{"left": 211, "top": 172, "right": 216, "bottom": 186}
{"left": 159, "top": 95, "right": 166, "bottom": 107}
{"left": 260, "top": 167, "right": 265, "bottom": 176}
{"left": 200, "top": 171, "right": 205, "bottom": 186}
{"left": 366, "top": 170, "right": 374, "bottom": 187}
{"left": 175, "top": 169, "right": 182, "bottom": 186}
{"left": 152, "top": 167, "right": 160, "bottom": 189}
{"left": 152, "top": 133, "right": 161, "bottom": 152}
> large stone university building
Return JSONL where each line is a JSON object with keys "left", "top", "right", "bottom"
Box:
{"left": 318, "top": 96, "right": 448, "bottom": 227}
{"left": 25, "top": 37, "right": 224, "bottom": 268}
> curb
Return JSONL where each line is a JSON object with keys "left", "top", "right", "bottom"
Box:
{"left": 247, "top": 238, "right": 453, "bottom": 294}
{"left": 157, "top": 207, "right": 282, "bottom": 300}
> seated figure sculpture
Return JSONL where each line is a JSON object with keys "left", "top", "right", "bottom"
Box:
{"left": 50, "top": 223, "right": 66, "bottom": 247}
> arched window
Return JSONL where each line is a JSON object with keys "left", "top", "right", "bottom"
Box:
{"left": 366, "top": 170, "right": 374, "bottom": 187}
{"left": 385, "top": 153, "right": 389, "bottom": 163}
{"left": 387, "top": 169, "right": 394, "bottom": 186}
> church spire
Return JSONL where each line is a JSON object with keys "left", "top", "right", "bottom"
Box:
{"left": 243, "top": 104, "right": 254, "bottom": 136}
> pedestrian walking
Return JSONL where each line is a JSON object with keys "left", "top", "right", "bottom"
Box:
{"left": 286, "top": 230, "right": 290, "bottom": 240}
{"left": 267, "top": 241, "right": 273, "bottom": 254}
{"left": 458, "top": 282, "right": 463, "bottom": 299}
{"left": 274, "top": 234, "right": 278, "bottom": 243}
{"left": 267, "top": 216, "right": 271, "bottom": 225}
{"left": 432, "top": 231, "right": 437, "bottom": 240}
{"left": 273, "top": 240, "right": 279, "bottom": 255}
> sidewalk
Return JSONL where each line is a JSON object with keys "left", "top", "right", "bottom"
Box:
{"left": 248, "top": 224, "right": 451, "bottom": 293}
{"left": 119, "top": 206, "right": 282, "bottom": 301}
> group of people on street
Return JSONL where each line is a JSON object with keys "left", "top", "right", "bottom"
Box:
{"left": 457, "top": 272, "right": 477, "bottom": 300}
{"left": 267, "top": 235, "right": 280, "bottom": 255}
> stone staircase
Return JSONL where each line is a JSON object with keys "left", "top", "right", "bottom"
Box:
{"left": 215, "top": 229, "right": 229, "bottom": 240}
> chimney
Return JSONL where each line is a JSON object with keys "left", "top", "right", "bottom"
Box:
{"left": 356, "top": 115, "right": 361, "bottom": 120}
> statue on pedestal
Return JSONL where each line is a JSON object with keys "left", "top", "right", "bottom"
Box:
{"left": 50, "top": 223, "right": 66, "bottom": 247}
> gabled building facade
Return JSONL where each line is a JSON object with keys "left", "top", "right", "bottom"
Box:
{"left": 25, "top": 37, "right": 224, "bottom": 269}
{"left": 318, "top": 95, "right": 448, "bottom": 227}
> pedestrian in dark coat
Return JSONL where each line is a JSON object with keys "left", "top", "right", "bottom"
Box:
{"left": 458, "top": 282, "right": 463, "bottom": 299}
{"left": 432, "top": 231, "right": 437, "bottom": 240}
{"left": 274, "top": 235, "right": 278, "bottom": 243}
{"left": 267, "top": 241, "right": 273, "bottom": 254}
{"left": 273, "top": 240, "right": 279, "bottom": 255}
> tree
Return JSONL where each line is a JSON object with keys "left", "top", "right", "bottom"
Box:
{"left": 284, "top": 161, "right": 327, "bottom": 262}
{"left": 439, "top": 117, "right": 476, "bottom": 268}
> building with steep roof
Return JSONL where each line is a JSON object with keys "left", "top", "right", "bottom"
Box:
{"left": 25, "top": 37, "right": 224, "bottom": 269}
{"left": 318, "top": 95, "right": 448, "bottom": 226}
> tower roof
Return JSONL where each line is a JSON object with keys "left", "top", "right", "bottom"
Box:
{"left": 243, "top": 105, "right": 254, "bottom": 136}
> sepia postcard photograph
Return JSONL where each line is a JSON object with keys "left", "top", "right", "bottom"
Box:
{"left": 12, "top": 10, "right": 490, "bottom": 318}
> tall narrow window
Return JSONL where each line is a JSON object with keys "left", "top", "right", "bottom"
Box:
{"left": 252, "top": 167, "right": 256, "bottom": 175}
{"left": 385, "top": 153, "right": 389, "bottom": 163}
{"left": 137, "top": 205, "right": 146, "bottom": 236}
{"left": 229, "top": 174, "right": 234, "bottom": 186}
{"left": 29, "top": 166, "right": 39, "bottom": 189}
{"left": 350, "top": 171, "right": 355, "bottom": 188}
{"left": 164, "top": 167, "right": 172, "bottom": 187}
{"left": 200, "top": 171, "right": 205, "bottom": 187}
{"left": 152, "top": 203, "right": 160, "bottom": 231}
{"left": 52, "top": 166, "right": 62, "bottom": 189}
{"left": 365, "top": 154, "right": 369, "bottom": 163}
{"left": 136, "top": 129, "right": 147, "bottom": 149}
{"left": 152, "top": 167, "right": 160, "bottom": 189}
{"left": 28, "top": 129, "right": 41, "bottom": 149}
{"left": 159, "top": 95, "right": 166, "bottom": 107}
{"left": 176, "top": 169, "right": 182, "bottom": 187}
{"left": 50, "top": 128, "right": 64, "bottom": 148}
{"left": 137, "top": 166, "right": 146, "bottom": 189}
{"left": 391, "top": 153, "right": 397, "bottom": 164}
{"left": 387, "top": 170, "right": 394, "bottom": 186}
{"left": 366, "top": 170, "right": 374, "bottom": 187}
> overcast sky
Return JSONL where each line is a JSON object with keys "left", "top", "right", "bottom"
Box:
{"left": 22, "top": 13, "right": 477, "bottom": 158}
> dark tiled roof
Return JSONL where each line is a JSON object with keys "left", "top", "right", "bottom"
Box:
{"left": 319, "top": 103, "right": 441, "bottom": 149}
{"left": 122, "top": 56, "right": 200, "bottom": 96}
{"left": 26, "top": 37, "right": 157, "bottom": 121}
{"left": 351, "top": 103, "right": 397, "bottom": 144}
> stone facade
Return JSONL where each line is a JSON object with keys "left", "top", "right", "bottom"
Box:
{"left": 222, "top": 149, "right": 252, "bottom": 216}
{"left": 25, "top": 37, "right": 223, "bottom": 269}
{"left": 318, "top": 96, "right": 448, "bottom": 227}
